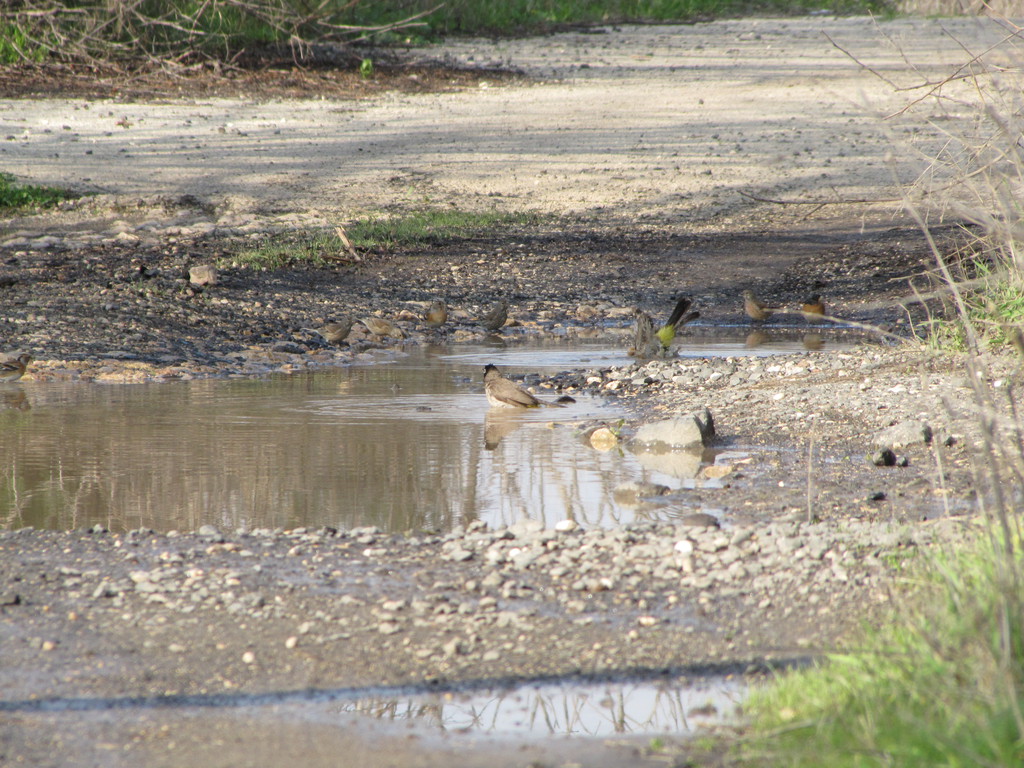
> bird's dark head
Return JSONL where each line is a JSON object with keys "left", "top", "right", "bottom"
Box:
{"left": 483, "top": 363, "right": 499, "bottom": 378}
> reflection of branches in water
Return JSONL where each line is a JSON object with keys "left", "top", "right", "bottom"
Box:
{"left": 480, "top": 419, "right": 640, "bottom": 529}
{"left": 2, "top": 368, "right": 656, "bottom": 533}
{"left": 331, "top": 681, "right": 743, "bottom": 737}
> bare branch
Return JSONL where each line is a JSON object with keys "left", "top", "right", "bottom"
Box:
{"left": 736, "top": 189, "right": 902, "bottom": 206}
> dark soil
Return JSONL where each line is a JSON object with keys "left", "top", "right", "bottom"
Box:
{"left": 1, "top": 211, "right": 944, "bottom": 372}
{"left": 0, "top": 56, "right": 522, "bottom": 101}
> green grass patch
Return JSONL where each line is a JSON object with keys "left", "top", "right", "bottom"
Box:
{"left": 346, "top": 208, "right": 542, "bottom": 250}
{"left": 744, "top": 532, "right": 1024, "bottom": 768}
{"left": 231, "top": 231, "right": 351, "bottom": 270}
{"left": 0, "top": 173, "right": 73, "bottom": 211}
{"left": 346, "top": 0, "right": 897, "bottom": 38}
{"left": 914, "top": 255, "right": 1024, "bottom": 353}
{"left": 232, "top": 208, "right": 540, "bottom": 268}
{"left": 0, "top": 22, "right": 48, "bottom": 64}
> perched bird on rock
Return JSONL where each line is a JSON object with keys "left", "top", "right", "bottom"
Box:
{"left": 655, "top": 295, "right": 700, "bottom": 351}
{"left": 742, "top": 289, "right": 780, "bottom": 323}
{"left": 0, "top": 353, "right": 32, "bottom": 383}
{"left": 483, "top": 363, "right": 542, "bottom": 408}
{"left": 800, "top": 294, "right": 826, "bottom": 321}
{"left": 360, "top": 316, "right": 405, "bottom": 339}
{"left": 315, "top": 318, "right": 354, "bottom": 344}
{"left": 424, "top": 299, "right": 448, "bottom": 329}
{"left": 478, "top": 300, "right": 509, "bottom": 332}
{"left": 629, "top": 308, "right": 657, "bottom": 358}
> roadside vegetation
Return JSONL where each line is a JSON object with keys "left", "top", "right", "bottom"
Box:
{"left": 1, "top": 0, "right": 894, "bottom": 65}
{"left": 745, "top": 529, "right": 1024, "bottom": 767}
{"left": 0, "top": 172, "right": 73, "bottom": 212}
{"left": 744, "top": 12, "right": 1024, "bottom": 767}
{"left": 232, "top": 208, "right": 542, "bottom": 268}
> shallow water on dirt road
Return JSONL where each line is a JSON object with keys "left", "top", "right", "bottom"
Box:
{"left": 1, "top": 332, "right": 853, "bottom": 534}
{"left": 332, "top": 674, "right": 745, "bottom": 739}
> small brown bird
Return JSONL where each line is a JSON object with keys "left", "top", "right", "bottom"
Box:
{"left": 0, "top": 353, "right": 32, "bottom": 383}
{"left": 360, "top": 316, "right": 405, "bottom": 339}
{"left": 743, "top": 290, "right": 780, "bottom": 323}
{"left": 424, "top": 300, "right": 448, "bottom": 329}
{"left": 800, "top": 295, "right": 826, "bottom": 321}
{"left": 316, "top": 318, "right": 354, "bottom": 344}
{"left": 629, "top": 308, "right": 657, "bottom": 357}
{"left": 478, "top": 300, "right": 509, "bottom": 332}
{"left": 483, "top": 363, "right": 541, "bottom": 408}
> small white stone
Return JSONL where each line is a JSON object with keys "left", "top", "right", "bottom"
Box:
{"left": 242, "top": 651, "right": 256, "bottom": 664}
{"left": 674, "top": 540, "right": 694, "bottom": 554}
{"left": 554, "top": 519, "right": 578, "bottom": 533}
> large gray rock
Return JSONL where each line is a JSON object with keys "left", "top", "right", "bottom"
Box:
{"left": 872, "top": 420, "right": 932, "bottom": 450}
{"left": 631, "top": 407, "right": 715, "bottom": 450}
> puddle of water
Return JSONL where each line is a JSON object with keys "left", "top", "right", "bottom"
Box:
{"left": 331, "top": 676, "right": 746, "bottom": 739}
{"left": 0, "top": 333, "right": 858, "bottom": 534}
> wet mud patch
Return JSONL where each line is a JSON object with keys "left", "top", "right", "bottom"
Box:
{"left": 0, "top": 215, "right": 951, "bottom": 377}
{"left": 0, "top": 53, "right": 524, "bottom": 101}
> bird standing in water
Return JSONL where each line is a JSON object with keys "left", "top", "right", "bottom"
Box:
{"left": 655, "top": 295, "right": 699, "bottom": 351}
{"left": 629, "top": 308, "right": 657, "bottom": 358}
{"left": 482, "top": 363, "right": 542, "bottom": 408}
{"left": 0, "top": 353, "right": 32, "bottom": 382}
{"left": 800, "top": 294, "right": 826, "bottom": 321}
{"left": 743, "top": 290, "right": 779, "bottom": 323}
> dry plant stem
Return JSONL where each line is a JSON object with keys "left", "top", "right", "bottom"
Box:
{"left": 736, "top": 189, "right": 901, "bottom": 206}
{"left": 805, "top": 427, "right": 814, "bottom": 524}
{"left": 823, "top": 24, "right": 1024, "bottom": 120}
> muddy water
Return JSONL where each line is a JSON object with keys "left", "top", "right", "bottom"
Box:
{"left": 1, "top": 334, "right": 849, "bottom": 534}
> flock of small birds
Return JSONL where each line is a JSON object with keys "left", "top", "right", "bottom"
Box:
{"left": 0, "top": 290, "right": 831, "bottom": 413}
{"left": 483, "top": 288, "right": 832, "bottom": 410}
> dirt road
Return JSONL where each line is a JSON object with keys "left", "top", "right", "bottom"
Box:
{"left": 0, "top": 15, "right": 1006, "bottom": 233}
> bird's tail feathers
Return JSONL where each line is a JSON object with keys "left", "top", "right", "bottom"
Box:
{"left": 664, "top": 296, "right": 693, "bottom": 328}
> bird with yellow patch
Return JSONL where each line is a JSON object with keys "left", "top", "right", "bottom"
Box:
{"left": 655, "top": 295, "right": 699, "bottom": 351}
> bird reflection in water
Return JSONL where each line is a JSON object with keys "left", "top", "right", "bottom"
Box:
{"left": 484, "top": 410, "right": 526, "bottom": 450}
{"left": 745, "top": 330, "right": 770, "bottom": 349}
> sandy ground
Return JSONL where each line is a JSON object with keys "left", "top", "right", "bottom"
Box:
{"left": 0, "top": 13, "right": 1018, "bottom": 768}
{"left": 0, "top": 15, "right": 1013, "bottom": 231}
